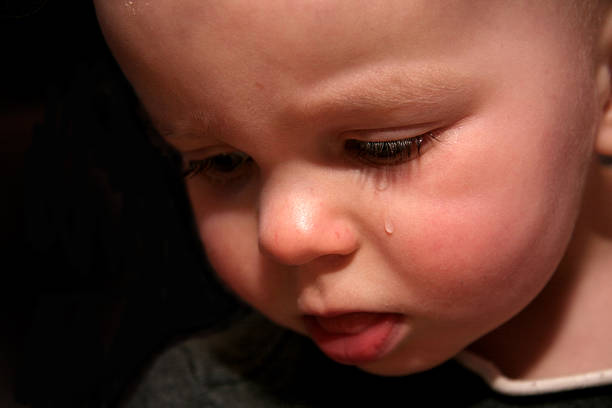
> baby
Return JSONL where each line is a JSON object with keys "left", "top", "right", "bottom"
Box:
{"left": 94, "top": 0, "right": 612, "bottom": 405}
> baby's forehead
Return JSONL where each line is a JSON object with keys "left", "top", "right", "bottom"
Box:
{"left": 95, "top": 0, "right": 594, "bottom": 71}
{"left": 96, "top": 0, "right": 591, "bottom": 32}
{"left": 98, "top": 0, "right": 469, "bottom": 60}
{"left": 95, "top": 0, "right": 600, "bottom": 137}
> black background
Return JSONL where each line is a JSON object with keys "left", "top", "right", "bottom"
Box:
{"left": 1, "top": 1, "right": 241, "bottom": 406}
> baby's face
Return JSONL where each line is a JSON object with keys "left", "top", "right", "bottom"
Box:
{"left": 96, "top": 1, "right": 603, "bottom": 374}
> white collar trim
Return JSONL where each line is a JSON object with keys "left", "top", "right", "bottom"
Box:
{"left": 454, "top": 350, "right": 612, "bottom": 396}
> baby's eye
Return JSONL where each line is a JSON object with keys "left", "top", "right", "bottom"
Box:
{"left": 345, "top": 131, "right": 436, "bottom": 166}
{"left": 182, "top": 151, "right": 253, "bottom": 183}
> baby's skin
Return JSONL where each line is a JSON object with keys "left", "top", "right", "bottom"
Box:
{"left": 95, "top": 0, "right": 612, "bottom": 380}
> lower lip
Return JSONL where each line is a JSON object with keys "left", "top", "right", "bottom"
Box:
{"left": 303, "top": 312, "right": 403, "bottom": 365}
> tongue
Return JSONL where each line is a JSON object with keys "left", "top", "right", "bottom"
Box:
{"left": 315, "top": 313, "right": 383, "bottom": 334}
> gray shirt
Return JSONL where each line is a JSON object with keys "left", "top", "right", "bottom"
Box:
{"left": 121, "top": 312, "right": 612, "bottom": 407}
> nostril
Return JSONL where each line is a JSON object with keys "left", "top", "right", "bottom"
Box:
{"left": 257, "top": 221, "right": 359, "bottom": 267}
{"left": 320, "top": 253, "right": 355, "bottom": 270}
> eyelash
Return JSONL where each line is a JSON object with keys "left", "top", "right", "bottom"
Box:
{"left": 344, "top": 132, "right": 437, "bottom": 166}
{"left": 182, "top": 152, "right": 253, "bottom": 181}
{"left": 182, "top": 131, "right": 439, "bottom": 180}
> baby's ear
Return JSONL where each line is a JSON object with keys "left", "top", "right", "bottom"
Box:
{"left": 596, "top": 8, "right": 612, "bottom": 157}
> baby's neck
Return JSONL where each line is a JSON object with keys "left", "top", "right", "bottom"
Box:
{"left": 468, "top": 161, "right": 612, "bottom": 381}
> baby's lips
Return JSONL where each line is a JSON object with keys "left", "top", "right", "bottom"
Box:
{"left": 303, "top": 312, "right": 404, "bottom": 365}
{"left": 312, "top": 312, "right": 388, "bottom": 334}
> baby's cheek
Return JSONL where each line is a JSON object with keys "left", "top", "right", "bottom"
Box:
{"left": 388, "top": 180, "right": 561, "bottom": 323}
{"left": 186, "top": 184, "right": 260, "bottom": 304}
{"left": 197, "top": 210, "right": 299, "bottom": 326}
{"left": 194, "top": 209, "right": 259, "bottom": 296}
{"left": 199, "top": 215, "right": 252, "bottom": 288}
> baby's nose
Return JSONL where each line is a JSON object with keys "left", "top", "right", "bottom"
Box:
{"left": 257, "top": 183, "right": 359, "bottom": 266}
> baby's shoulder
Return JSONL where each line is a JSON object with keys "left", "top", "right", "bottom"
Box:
{"left": 119, "top": 311, "right": 326, "bottom": 408}
{"left": 119, "top": 311, "right": 612, "bottom": 408}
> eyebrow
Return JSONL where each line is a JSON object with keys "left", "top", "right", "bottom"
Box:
{"left": 139, "top": 103, "right": 243, "bottom": 154}
{"left": 291, "top": 66, "right": 473, "bottom": 123}
{"left": 149, "top": 65, "right": 472, "bottom": 142}
{"left": 144, "top": 108, "right": 227, "bottom": 142}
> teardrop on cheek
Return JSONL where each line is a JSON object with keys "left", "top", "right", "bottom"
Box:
{"left": 376, "top": 175, "right": 390, "bottom": 191}
{"left": 384, "top": 218, "right": 394, "bottom": 235}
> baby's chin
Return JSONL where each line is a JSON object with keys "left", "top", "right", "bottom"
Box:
{"left": 356, "top": 352, "right": 452, "bottom": 377}
{"left": 333, "top": 330, "right": 463, "bottom": 376}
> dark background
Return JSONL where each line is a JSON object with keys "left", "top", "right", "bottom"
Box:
{"left": 1, "top": 1, "right": 241, "bottom": 406}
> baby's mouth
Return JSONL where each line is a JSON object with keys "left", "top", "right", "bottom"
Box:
{"left": 303, "top": 312, "right": 404, "bottom": 365}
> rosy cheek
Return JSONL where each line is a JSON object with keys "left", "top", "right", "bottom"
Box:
{"left": 386, "top": 133, "right": 570, "bottom": 319}
{"left": 386, "top": 201, "right": 547, "bottom": 330}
